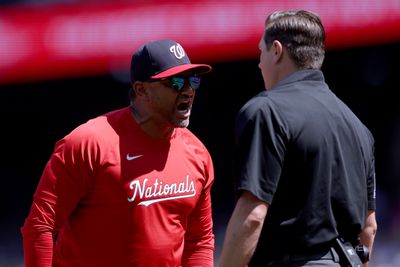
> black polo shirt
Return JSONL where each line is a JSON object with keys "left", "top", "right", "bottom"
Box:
{"left": 235, "top": 70, "right": 376, "bottom": 265}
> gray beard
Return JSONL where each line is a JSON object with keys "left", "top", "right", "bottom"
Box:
{"left": 174, "top": 118, "right": 190, "bottom": 128}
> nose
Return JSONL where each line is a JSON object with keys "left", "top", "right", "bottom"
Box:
{"left": 180, "top": 83, "right": 195, "bottom": 96}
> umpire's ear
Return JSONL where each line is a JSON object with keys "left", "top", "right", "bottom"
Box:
{"left": 272, "top": 40, "right": 284, "bottom": 63}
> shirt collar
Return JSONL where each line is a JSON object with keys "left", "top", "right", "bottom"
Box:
{"left": 271, "top": 69, "right": 325, "bottom": 90}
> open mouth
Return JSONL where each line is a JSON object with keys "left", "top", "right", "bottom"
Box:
{"left": 176, "top": 101, "right": 191, "bottom": 116}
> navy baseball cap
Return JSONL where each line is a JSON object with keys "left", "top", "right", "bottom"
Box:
{"left": 130, "top": 40, "right": 212, "bottom": 84}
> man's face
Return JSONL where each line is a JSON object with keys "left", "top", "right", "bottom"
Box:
{"left": 145, "top": 73, "right": 197, "bottom": 128}
{"left": 258, "top": 34, "right": 274, "bottom": 90}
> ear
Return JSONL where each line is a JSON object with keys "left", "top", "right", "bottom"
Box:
{"left": 133, "top": 81, "right": 148, "bottom": 98}
{"left": 272, "top": 40, "right": 283, "bottom": 63}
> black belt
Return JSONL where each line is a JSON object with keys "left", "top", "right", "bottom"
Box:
{"left": 266, "top": 247, "right": 340, "bottom": 266}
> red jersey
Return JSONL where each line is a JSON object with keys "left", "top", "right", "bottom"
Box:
{"left": 21, "top": 107, "right": 215, "bottom": 267}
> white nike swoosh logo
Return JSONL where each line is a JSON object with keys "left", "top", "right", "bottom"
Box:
{"left": 126, "top": 154, "right": 143, "bottom": 161}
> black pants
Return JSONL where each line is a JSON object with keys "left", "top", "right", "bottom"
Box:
{"left": 266, "top": 248, "right": 341, "bottom": 267}
{"left": 266, "top": 259, "right": 341, "bottom": 267}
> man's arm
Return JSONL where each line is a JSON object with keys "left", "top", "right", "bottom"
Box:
{"left": 181, "top": 188, "right": 215, "bottom": 266}
{"left": 21, "top": 203, "right": 56, "bottom": 267}
{"left": 219, "top": 191, "right": 268, "bottom": 267}
{"left": 21, "top": 133, "right": 94, "bottom": 267}
{"left": 181, "top": 153, "right": 215, "bottom": 267}
{"left": 360, "top": 210, "right": 377, "bottom": 267}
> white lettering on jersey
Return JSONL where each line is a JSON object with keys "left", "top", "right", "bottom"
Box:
{"left": 127, "top": 175, "right": 196, "bottom": 206}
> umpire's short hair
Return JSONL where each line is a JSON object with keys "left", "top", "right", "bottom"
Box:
{"left": 263, "top": 10, "right": 326, "bottom": 69}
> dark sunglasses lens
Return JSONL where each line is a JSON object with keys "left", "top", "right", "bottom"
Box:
{"left": 171, "top": 76, "right": 185, "bottom": 90}
{"left": 189, "top": 75, "right": 201, "bottom": 90}
{"left": 170, "top": 75, "right": 201, "bottom": 90}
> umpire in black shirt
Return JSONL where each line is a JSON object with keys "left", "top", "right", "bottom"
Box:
{"left": 219, "top": 10, "right": 377, "bottom": 267}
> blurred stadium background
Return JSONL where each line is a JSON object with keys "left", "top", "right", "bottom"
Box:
{"left": 1, "top": 0, "right": 399, "bottom": 266}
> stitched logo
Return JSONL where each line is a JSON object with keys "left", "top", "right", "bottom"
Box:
{"left": 127, "top": 175, "right": 196, "bottom": 206}
{"left": 126, "top": 154, "right": 143, "bottom": 161}
{"left": 170, "top": 44, "right": 185, "bottom": 59}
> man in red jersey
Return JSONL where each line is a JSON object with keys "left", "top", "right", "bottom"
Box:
{"left": 21, "top": 39, "right": 215, "bottom": 267}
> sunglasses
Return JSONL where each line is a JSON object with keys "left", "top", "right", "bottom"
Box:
{"left": 152, "top": 74, "right": 202, "bottom": 91}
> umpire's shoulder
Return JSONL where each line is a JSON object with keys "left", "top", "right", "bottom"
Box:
{"left": 238, "top": 91, "right": 275, "bottom": 121}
